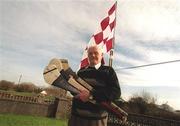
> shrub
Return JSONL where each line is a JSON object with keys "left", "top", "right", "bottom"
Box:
{"left": 0, "top": 80, "right": 15, "bottom": 90}
{"left": 128, "top": 97, "right": 147, "bottom": 114}
{"left": 14, "top": 82, "right": 36, "bottom": 92}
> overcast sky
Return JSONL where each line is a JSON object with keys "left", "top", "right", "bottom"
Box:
{"left": 1, "top": 0, "right": 180, "bottom": 110}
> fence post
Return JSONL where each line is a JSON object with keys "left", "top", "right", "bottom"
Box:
{"left": 55, "top": 97, "right": 72, "bottom": 119}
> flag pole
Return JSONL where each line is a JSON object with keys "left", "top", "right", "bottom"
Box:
{"left": 109, "top": 1, "right": 117, "bottom": 67}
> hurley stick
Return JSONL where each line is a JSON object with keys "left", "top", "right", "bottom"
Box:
{"left": 47, "top": 58, "right": 128, "bottom": 120}
{"left": 43, "top": 64, "right": 80, "bottom": 95}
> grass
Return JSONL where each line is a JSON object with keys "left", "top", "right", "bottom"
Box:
{"left": 0, "top": 113, "right": 68, "bottom": 126}
{"left": 0, "top": 90, "right": 37, "bottom": 97}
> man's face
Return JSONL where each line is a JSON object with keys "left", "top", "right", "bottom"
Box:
{"left": 87, "top": 46, "right": 103, "bottom": 66}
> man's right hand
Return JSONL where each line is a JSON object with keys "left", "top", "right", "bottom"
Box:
{"left": 75, "top": 90, "right": 90, "bottom": 102}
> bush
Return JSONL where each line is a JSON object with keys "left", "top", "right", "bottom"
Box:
{"left": 14, "top": 82, "right": 36, "bottom": 92}
{"left": 0, "top": 80, "right": 15, "bottom": 90}
{"left": 0, "top": 79, "right": 44, "bottom": 94}
{"left": 34, "top": 87, "right": 43, "bottom": 93}
{"left": 128, "top": 97, "right": 147, "bottom": 114}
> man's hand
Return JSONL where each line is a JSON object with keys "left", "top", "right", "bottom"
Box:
{"left": 75, "top": 90, "right": 90, "bottom": 102}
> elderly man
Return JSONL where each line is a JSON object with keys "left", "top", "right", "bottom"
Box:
{"left": 68, "top": 45, "right": 121, "bottom": 126}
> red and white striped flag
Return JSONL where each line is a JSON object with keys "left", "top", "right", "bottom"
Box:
{"left": 80, "top": 2, "right": 117, "bottom": 68}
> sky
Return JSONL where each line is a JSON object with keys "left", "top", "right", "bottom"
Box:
{"left": 0, "top": 0, "right": 180, "bottom": 110}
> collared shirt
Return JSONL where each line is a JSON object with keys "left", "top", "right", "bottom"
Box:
{"left": 94, "top": 63, "right": 101, "bottom": 69}
{"left": 90, "top": 63, "right": 101, "bottom": 70}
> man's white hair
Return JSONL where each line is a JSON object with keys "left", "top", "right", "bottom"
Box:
{"left": 87, "top": 45, "right": 103, "bottom": 54}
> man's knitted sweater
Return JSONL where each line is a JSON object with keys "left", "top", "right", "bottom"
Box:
{"left": 71, "top": 65, "right": 121, "bottom": 119}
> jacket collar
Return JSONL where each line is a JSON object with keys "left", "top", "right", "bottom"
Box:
{"left": 88, "top": 63, "right": 101, "bottom": 70}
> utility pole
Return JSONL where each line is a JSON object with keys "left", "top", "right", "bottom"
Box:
{"left": 18, "top": 74, "right": 22, "bottom": 85}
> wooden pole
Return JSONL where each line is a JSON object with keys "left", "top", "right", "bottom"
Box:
{"left": 109, "top": 1, "right": 117, "bottom": 67}
{"left": 109, "top": 49, "right": 114, "bottom": 67}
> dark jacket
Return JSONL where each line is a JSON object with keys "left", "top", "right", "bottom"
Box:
{"left": 71, "top": 65, "right": 121, "bottom": 119}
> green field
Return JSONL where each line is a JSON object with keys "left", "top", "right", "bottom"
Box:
{"left": 0, "top": 113, "right": 67, "bottom": 126}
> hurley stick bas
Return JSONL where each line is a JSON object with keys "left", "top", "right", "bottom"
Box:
{"left": 43, "top": 64, "right": 80, "bottom": 95}
{"left": 47, "top": 58, "right": 128, "bottom": 121}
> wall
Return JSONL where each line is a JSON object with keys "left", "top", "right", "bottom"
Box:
{"left": 0, "top": 91, "right": 59, "bottom": 117}
{"left": 1, "top": 91, "right": 179, "bottom": 126}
